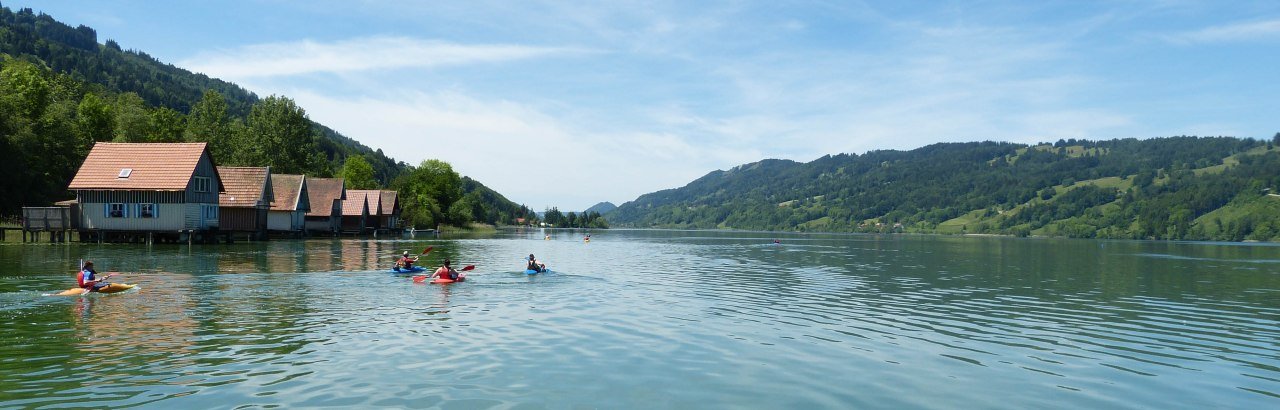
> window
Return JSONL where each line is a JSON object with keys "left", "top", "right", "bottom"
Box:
{"left": 194, "top": 177, "right": 211, "bottom": 193}
{"left": 203, "top": 205, "right": 219, "bottom": 220}
{"left": 139, "top": 203, "right": 156, "bottom": 218}
{"left": 108, "top": 203, "right": 125, "bottom": 218}
{"left": 117, "top": 168, "right": 132, "bottom": 178}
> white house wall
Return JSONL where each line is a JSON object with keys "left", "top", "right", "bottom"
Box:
{"left": 268, "top": 211, "right": 303, "bottom": 231}
{"left": 80, "top": 202, "right": 186, "bottom": 231}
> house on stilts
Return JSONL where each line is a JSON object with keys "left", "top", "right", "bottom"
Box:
{"left": 217, "top": 166, "right": 273, "bottom": 241}
{"left": 67, "top": 142, "right": 225, "bottom": 243}
{"left": 268, "top": 174, "right": 310, "bottom": 236}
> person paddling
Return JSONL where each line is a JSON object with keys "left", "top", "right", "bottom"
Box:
{"left": 526, "top": 254, "right": 546, "bottom": 273}
{"left": 77, "top": 261, "right": 114, "bottom": 294}
{"left": 396, "top": 251, "right": 419, "bottom": 270}
{"left": 432, "top": 258, "right": 460, "bottom": 281}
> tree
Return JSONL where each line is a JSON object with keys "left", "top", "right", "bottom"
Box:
{"left": 393, "top": 159, "right": 465, "bottom": 228}
{"left": 111, "top": 92, "right": 149, "bottom": 142}
{"left": 75, "top": 92, "right": 113, "bottom": 142}
{"left": 0, "top": 60, "right": 50, "bottom": 121}
{"left": 544, "top": 207, "right": 564, "bottom": 226}
{"left": 240, "top": 95, "right": 321, "bottom": 175}
{"left": 185, "top": 90, "right": 236, "bottom": 161}
{"left": 148, "top": 107, "right": 184, "bottom": 142}
{"left": 340, "top": 155, "right": 378, "bottom": 189}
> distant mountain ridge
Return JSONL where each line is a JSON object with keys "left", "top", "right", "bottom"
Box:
{"left": 609, "top": 137, "right": 1280, "bottom": 241}
{"left": 585, "top": 202, "right": 617, "bottom": 215}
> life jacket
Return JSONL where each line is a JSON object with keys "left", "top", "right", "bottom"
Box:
{"left": 78, "top": 269, "right": 96, "bottom": 288}
{"left": 436, "top": 267, "right": 457, "bottom": 280}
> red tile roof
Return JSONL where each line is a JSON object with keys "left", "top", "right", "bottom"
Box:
{"left": 217, "top": 166, "right": 271, "bottom": 208}
{"left": 343, "top": 190, "right": 372, "bottom": 216}
{"left": 270, "top": 174, "right": 305, "bottom": 211}
{"left": 306, "top": 177, "right": 345, "bottom": 217}
{"left": 347, "top": 190, "right": 388, "bottom": 217}
{"left": 379, "top": 190, "right": 398, "bottom": 215}
{"left": 68, "top": 142, "right": 214, "bottom": 190}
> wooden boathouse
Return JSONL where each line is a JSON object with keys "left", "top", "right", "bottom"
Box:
{"left": 341, "top": 190, "right": 372, "bottom": 234}
{"left": 67, "top": 142, "right": 225, "bottom": 243}
{"left": 377, "top": 190, "right": 401, "bottom": 232}
{"left": 217, "top": 166, "right": 273, "bottom": 241}
{"left": 304, "top": 177, "right": 344, "bottom": 235}
{"left": 268, "top": 174, "right": 310, "bottom": 235}
{"left": 348, "top": 189, "right": 400, "bottom": 233}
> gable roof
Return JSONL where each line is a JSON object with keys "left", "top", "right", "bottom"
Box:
{"left": 347, "top": 190, "right": 385, "bottom": 217}
{"left": 306, "top": 177, "right": 345, "bottom": 217}
{"left": 269, "top": 174, "right": 306, "bottom": 212}
{"left": 379, "top": 190, "right": 399, "bottom": 215}
{"left": 342, "top": 190, "right": 372, "bottom": 216}
{"left": 217, "top": 166, "right": 272, "bottom": 208}
{"left": 68, "top": 142, "right": 221, "bottom": 191}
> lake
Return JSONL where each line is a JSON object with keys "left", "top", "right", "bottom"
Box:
{"left": 1, "top": 230, "right": 1277, "bottom": 408}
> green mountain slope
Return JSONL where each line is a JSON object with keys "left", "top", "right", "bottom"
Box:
{"left": 0, "top": 6, "right": 402, "bottom": 179}
{"left": 610, "top": 137, "right": 1280, "bottom": 241}
{"left": 585, "top": 202, "right": 617, "bottom": 215}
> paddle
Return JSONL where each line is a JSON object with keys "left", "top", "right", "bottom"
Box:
{"left": 394, "top": 247, "right": 433, "bottom": 270}
{"left": 413, "top": 265, "right": 474, "bottom": 283}
{"left": 390, "top": 246, "right": 434, "bottom": 259}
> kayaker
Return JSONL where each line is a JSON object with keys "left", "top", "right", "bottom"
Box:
{"left": 433, "top": 258, "right": 459, "bottom": 281}
{"left": 77, "top": 261, "right": 114, "bottom": 293}
{"left": 397, "top": 251, "right": 418, "bottom": 270}
{"left": 526, "top": 254, "right": 546, "bottom": 273}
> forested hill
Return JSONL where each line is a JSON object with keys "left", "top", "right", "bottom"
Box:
{"left": 0, "top": 5, "right": 534, "bottom": 227}
{"left": 0, "top": 6, "right": 402, "bottom": 181}
{"left": 608, "top": 136, "right": 1280, "bottom": 241}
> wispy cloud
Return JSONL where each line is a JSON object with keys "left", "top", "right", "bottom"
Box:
{"left": 1161, "top": 19, "right": 1280, "bottom": 44}
{"left": 180, "top": 36, "right": 584, "bottom": 79}
{"left": 277, "top": 88, "right": 731, "bottom": 209}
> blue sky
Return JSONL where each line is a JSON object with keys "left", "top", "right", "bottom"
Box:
{"left": 10, "top": 1, "right": 1280, "bottom": 211}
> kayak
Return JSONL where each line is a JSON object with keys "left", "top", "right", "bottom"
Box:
{"left": 414, "top": 273, "right": 467, "bottom": 284}
{"left": 431, "top": 275, "right": 466, "bottom": 284}
{"left": 524, "top": 268, "right": 549, "bottom": 275}
{"left": 51, "top": 283, "right": 137, "bottom": 296}
{"left": 391, "top": 266, "right": 427, "bottom": 274}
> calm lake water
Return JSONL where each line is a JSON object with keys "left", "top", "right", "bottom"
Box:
{"left": 1, "top": 230, "right": 1277, "bottom": 408}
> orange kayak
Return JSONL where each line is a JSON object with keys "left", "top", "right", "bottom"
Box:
{"left": 51, "top": 283, "right": 137, "bottom": 296}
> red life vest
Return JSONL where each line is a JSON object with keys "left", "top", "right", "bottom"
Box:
{"left": 78, "top": 269, "right": 95, "bottom": 288}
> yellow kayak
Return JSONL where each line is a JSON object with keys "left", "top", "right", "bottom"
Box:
{"left": 52, "top": 283, "right": 137, "bottom": 296}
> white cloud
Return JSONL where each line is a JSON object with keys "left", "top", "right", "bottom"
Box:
{"left": 1162, "top": 19, "right": 1280, "bottom": 44}
{"left": 276, "top": 88, "right": 722, "bottom": 210}
{"left": 179, "top": 36, "right": 583, "bottom": 79}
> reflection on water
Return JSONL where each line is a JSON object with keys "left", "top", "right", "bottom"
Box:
{"left": 0, "top": 231, "right": 1277, "bottom": 408}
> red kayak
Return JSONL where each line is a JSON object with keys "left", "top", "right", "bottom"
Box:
{"left": 412, "top": 265, "right": 474, "bottom": 284}
{"left": 413, "top": 272, "right": 467, "bottom": 284}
